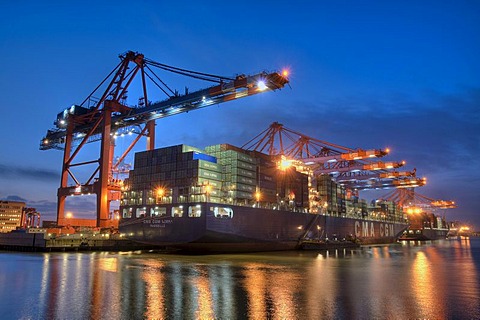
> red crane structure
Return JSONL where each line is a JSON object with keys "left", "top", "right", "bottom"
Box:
{"left": 380, "top": 188, "right": 456, "bottom": 210}
{"left": 242, "top": 122, "right": 424, "bottom": 190}
{"left": 40, "top": 51, "right": 289, "bottom": 227}
{"left": 22, "top": 207, "right": 41, "bottom": 229}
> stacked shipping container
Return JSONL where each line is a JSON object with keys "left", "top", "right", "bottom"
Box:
{"left": 205, "top": 144, "right": 257, "bottom": 203}
{"left": 121, "top": 143, "right": 311, "bottom": 218}
{"left": 121, "top": 145, "right": 223, "bottom": 217}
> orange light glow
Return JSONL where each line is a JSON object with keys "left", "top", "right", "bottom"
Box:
{"left": 205, "top": 184, "right": 213, "bottom": 194}
{"left": 282, "top": 69, "right": 289, "bottom": 77}
{"left": 406, "top": 206, "right": 422, "bottom": 214}
{"left": 156, "top": 188, "right": 165, "bottom": 197}
{"left": 279, "top": 156, "right": 292, "bottom": 170}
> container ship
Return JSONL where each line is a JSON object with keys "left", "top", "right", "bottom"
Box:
{"left": 119, "top": 143, "right": 408, "bottom": 252}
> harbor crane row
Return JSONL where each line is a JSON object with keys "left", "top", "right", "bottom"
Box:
{"left": 40, "top": 51, "right": 289, "bottom": 227}
{"left": 381, "top": 188, "right": 456, "bottom": 209}
{"left": 242, "top": 122, "right": 410, "bottom": 185}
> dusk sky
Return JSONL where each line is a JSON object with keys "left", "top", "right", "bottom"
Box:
{"left": 0, "top": 2, "right": 478, "bottom": 228}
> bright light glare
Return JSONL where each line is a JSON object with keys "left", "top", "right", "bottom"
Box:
{"left": 279, "top": 158, "right": 292, "bottom": 170}
{"left": 156, "top": 188, "right": 165, "bottom": 197}
{"left": 205, "top": 185, "right": 213, "bottom": 193}
{"left": 257, "top": 80, "right": 267, "bottom": 91}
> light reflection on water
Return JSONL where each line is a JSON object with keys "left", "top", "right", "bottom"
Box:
{"left": 0, "top": 239, "right": 479, "bottom": 319}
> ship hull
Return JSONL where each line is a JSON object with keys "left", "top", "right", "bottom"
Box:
{"left": 120, "top": 203, "right": 408, "bottom": 253}
{"left": 400, "top": 227, "right": 449, "bottom": 241}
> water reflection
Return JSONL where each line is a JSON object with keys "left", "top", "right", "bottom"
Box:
{"left": 142, "top": 260, "right": 165, "bottom": 320}
{"left": 0, "top": 239, "right": 479, "bottom": 319}
{"left": 243, "top": 262, "right": 299, "bottom": 319}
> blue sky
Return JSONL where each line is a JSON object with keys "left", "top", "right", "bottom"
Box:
{"left": 0, "top": 1, "right": 479, "bottom": 228}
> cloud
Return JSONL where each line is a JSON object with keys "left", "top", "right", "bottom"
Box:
{"left": 3, "top": 195, "right": 98, "bottom": 222}
{"left": 0, "top": 164, "right": 60, "bottom": 182}
{"left": 33, "top": 196, "right": 97, "bottom": 220}
{"left": 3, "top": 195, "right": 28, "bottom": 202}
{"left": 63, "top": 196, "right": 97, "bottom": 218}
{"left": 26, "top": 199, "right": 57, "bottom": 220}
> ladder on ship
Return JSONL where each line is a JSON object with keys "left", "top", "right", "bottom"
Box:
{"left": 299, "top": 213, "right": 323, "bottom": 242}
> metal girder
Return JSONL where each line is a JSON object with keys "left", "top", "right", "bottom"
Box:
{"left": 339, "top": 177, "right": 426, "bottom": 190}
{"left": 314, "top": 160, "right": 405, "bottom": 175}
{"left": 381, "top": 188, "right": 456, "bottom": 209}
{"left": 336, "top": 170, "right": 417, "bottom": 182}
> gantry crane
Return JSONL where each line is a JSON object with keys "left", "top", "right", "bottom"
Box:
{"left": 381, "top": 188, "right": 456, "bottom": 219}
{"left": 338, "top": 176, "right": 427, "bottom": 190}
{"left": 242, "top": 122, "right": 451, "bottom": 210}
{"left": 242, "top": 122, "right": 407, "bottom": 182}
{"left": 336, "top": 169, "right": 426, "bottom": 190}
{"left": 381, "top": 188, "right": 456, "bottom": 209}
{"left": 40, "top": 51, "right": 289, "bottom": 227}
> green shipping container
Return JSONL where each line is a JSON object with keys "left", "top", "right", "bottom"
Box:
{"left": 198, "top": 168, "right": 222, "bottom": 180}
{"left": 197, "top": 177, "right": 222, "bottom": 188}
{"left": 198, "top": 159, "right": 223, "bottom": 172}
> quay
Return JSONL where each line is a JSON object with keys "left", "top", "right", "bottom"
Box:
{"left": 0, "top": 228, "right": 160, "bottom": 252}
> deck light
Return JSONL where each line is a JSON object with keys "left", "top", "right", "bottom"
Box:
{"left": 205, "top": 184, "right": 213, "bottom": 194}
{"left": 257, "top": 80, "right": 267, "bottom": 91}
{"left": 279, "top": 157, "right": 292, "bottom": 170}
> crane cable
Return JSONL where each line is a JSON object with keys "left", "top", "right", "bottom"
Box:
{"left": 145, "top": 59, "right": 235, "bottom": 83}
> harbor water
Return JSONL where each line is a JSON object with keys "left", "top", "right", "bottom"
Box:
{"left": 1, "top": 238, "right": 479, "bottom": 319}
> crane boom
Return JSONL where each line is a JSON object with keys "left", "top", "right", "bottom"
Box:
{"left": 303, "top": 148, "right": 389, "bottom": 164}
{"left": 339, "top": 177, "right": 426, "bottom": 190}
{"left": 41, "top": 71, "right": 288, "bottom": 150}
{"left": 315, "top": 160, "right": 405, "bottom": 175}
{"left": 336, "top": 170, "right": 417, "bottom": 182}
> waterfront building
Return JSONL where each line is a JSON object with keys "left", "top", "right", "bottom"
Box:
{"left": 0, "top": 200, "right": 25, "bottom": 233}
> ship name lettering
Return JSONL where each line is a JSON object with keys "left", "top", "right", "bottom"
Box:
{"left": 357, "top": 221, "right": 387, "bottom": 238}
{"left": 355, "top": 221, "right": 361, "bottom": 237}
{"left": 150, "top": 224, "right": 165, "bottom": 228}
{"left": 150, "top": 219, "right": 173, "bottom": 224}
{"left": 378, "top": 223, "right": 394, "bottom": 237}
{"left": 362, "top": 222, "right": 369, "bottom": 237}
